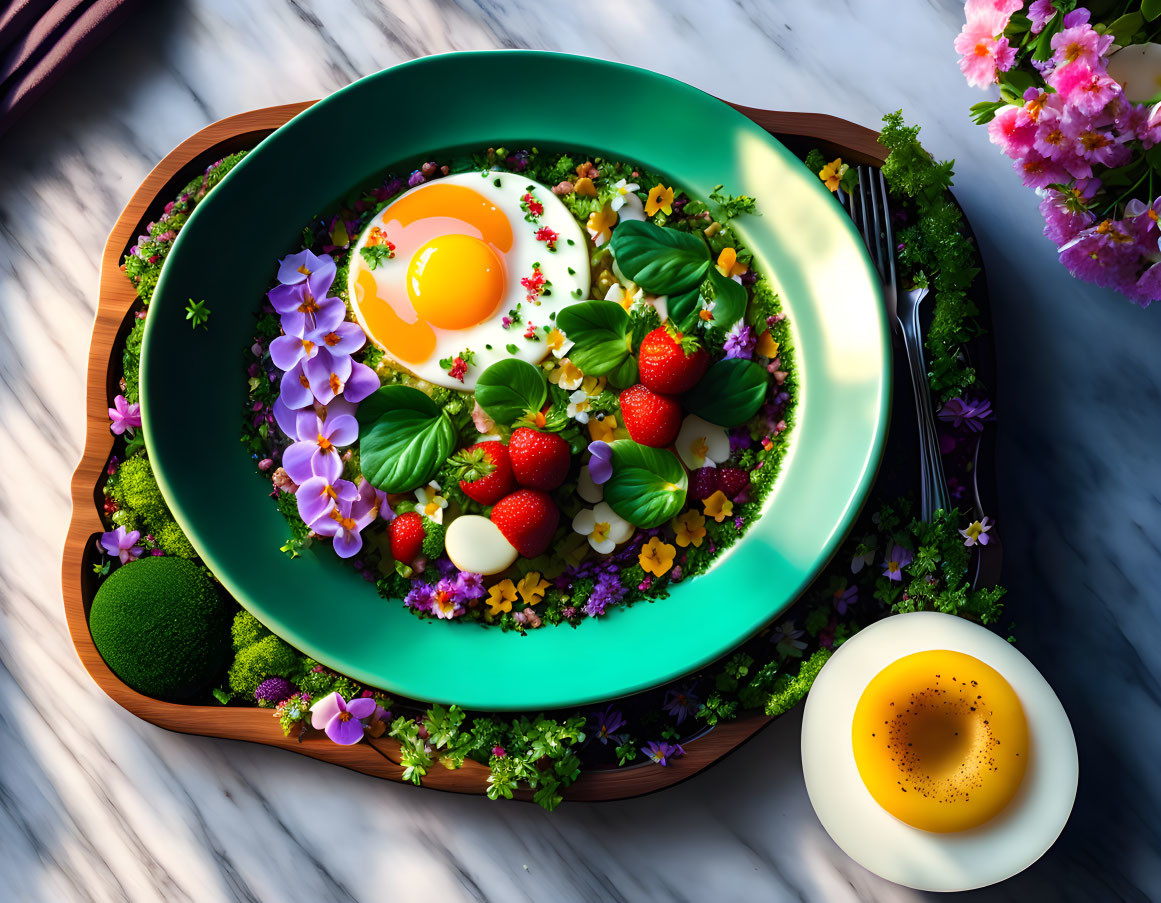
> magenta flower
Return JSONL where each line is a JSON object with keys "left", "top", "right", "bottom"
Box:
{"left": 108, "top": 395, "right": 142, "bottom": 436}
{"left": 295, "top": 475, "right": 359, "bottom": 525}
{"left": 281, "top": 413, "right": 357, "bottom": 484}
{"left": 955, "top": 21, "right": 1016, "bottom": 89}
{"left": 964, "top": 0, "right": 1022, "bottom": 33}
{"left": 641, "top": 740, "right": 685, "bottom": 766}
{"left": 309, "top": 691, "right": 376, "bottom": 745}
{"left": 1049, "top": 61, "right": 1119, "bottom": 117}
{"left": 988, "top": 105, "right": 1035, "bottom": 160}
{"left": 723, "top": 322, "right": 756, "bottom": 360}
{"left": 99, "top": 526, "right": 143, "bottom": 564}
{"left": 1028, "top": 0, "right": 1055, "bottom": 34}
{"left": 1050, "top": 21, "right": 1112, "bottom": 70}
{"left": 882, "top": 544, "right": 914, "bottom": 582}
{"left": 276, "top": 249, "right": 336, "bottom": 287}
{"left": 587, "top": 441, "right": 614, "bottom": 484}
{"left": 1013, "top": 150, "right": 1071, "bottom": 190}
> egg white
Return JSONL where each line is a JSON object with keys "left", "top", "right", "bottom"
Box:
{"left": 800, "top": 611, "right": 1078, "bottom": 892}
{"left": 348, "top": 171, "right": 591, "bottom": 390}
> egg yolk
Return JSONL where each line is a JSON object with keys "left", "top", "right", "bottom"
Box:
{"left": 851, "top": 649, "right": 1028, "bottom": 833}
{"left": 407, "top": 234, "right": 505, "bottom": 330}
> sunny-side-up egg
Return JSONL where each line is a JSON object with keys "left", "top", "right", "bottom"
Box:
{"left": 800, "top": 611, "right": 1078, "bottom": 892}
{"left": 347, "top": 172, "right": 591, "bottom": 390}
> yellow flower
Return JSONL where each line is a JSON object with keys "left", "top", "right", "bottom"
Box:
{"left": 703, "top": 489, "right": 734, "bottom": 523}
{"left": 645, "top": 183, "right": 675, "bottom": 216}
{"left": 638, "top": 536, "right": 677, "bottom": 577}
{"left": 574, "top": 176, "right": 598, "bottom": 197}
{"left": 672, "top": 510, "right": 707, "bottom": 548}
{"left": 716, "top": 247, "right": 748, "bottom": 278}
{"left": 588, "top": 414, "right": 618, "bottom": 443}
{"left": 486, "top": 579, "right": 517, "bottom": 617}
{"left": 516, "top": 571, "right": 550, "bottom": 606}
{"left": 546, "top": 328, "right": 567, "bottom": 354}
{"left": 548, "top": 358, "right": 584, "bottom": 390}
{"left": 414, "top": 481, "right": 448, "bottom": 524}
{"left": 586, "top": 204, "right": 618, "bottom": 246}
{"left": 580, "top": 374, "right": 606, "bottom": 396}
{"left": 819, "top": 157, "right": 847, "bottom": 192}
{"left": 755, "top": 329, "right": 780, "bottom": 359}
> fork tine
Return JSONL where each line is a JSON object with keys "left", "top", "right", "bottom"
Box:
{"left": 858, "top": 168, "right": 874, "bottom": 276}
{"left": 863, "top": 166, "right": 886, "bottom": 278}
{"left": 878, "top": 169, "right": 897, "bottom": 291}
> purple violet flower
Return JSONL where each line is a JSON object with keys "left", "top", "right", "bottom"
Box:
{"left": 405, "top": 582, "right": 435, "bottom": 613}
{"left": 99, "top": 526, "right": 142, "bottom": 564}
{"left": 310, "top": 490, "right": 379, "bottom": 558}
{"left": 662, "top": 684, "right": 700, "bottom": 725}
{"left": 408, "top": 170, "right": 425, "bottom": 187}
{"left": 938, "top": 397, "right": 994, "bottom": 432}
{"left": 641, "top": 740, "right": 685, "bottom": 766}
{"left": 108, "top": 395, "right": 142, "bottom": 436}
{"left": 282, "top": 413, "right": 357, "bottom": 484}
{"left": 592, "top": 705, "right": 626, "bottom": 744}
{"left": 882, "top": 544, "right": 914, "bottom": 582}
{"left": 295, "top": 475, "right": 359, "bottom": 525}
{"left": 723, "top": 322, "right": 757, "bottom": 360}
{"left": 586, "top": 570, "right": 626, "bottom": 617}
{"left": 587, "top": 441, "right": 614, "bottom": 484}
{"left": 455, "top": 571, "right": 486, "bottom": 600}
{"left": 309, "top": 691, "right": 376, "bottom": 745}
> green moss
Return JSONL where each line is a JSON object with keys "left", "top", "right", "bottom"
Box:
{"left": 227, "top": 634, "right": 302, "bottom": 699}
{"left": 156, "top": 521, "right": 196, "bottom": 558}
{"left": 298, "top": 661, "right": 361, "bottom": 701}
{"left": 762, "top": 648, "right": 832, "bottom": 717}
{"left": 89, "top": 557, "right": 231, "bottom": 701}
{"left": 111, "top": 455, "right": 168, "bottom": 529}
{"left": 420, "top": 519, "right": 445, "bottom": 559}
{"left": 231, "top": 610, "right": 271, "bottom": 651}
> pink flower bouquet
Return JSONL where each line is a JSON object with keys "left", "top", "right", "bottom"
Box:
{"left": 958, "top": 0, "right": 1161, "bottom": 306}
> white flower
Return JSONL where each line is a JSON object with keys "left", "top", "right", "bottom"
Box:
{"left": 572, "top": 502, "right": 633, "bottom": 554}
{"left": 567, "top": 389, "right": 591, "bottom": 423}
{"left": 414, "top": 481, "right": 448, "bottom": 524}
{"left": 547, "top": 358, "right": 585, "bottom": 391}
{"left": 617, "top": 190, "right": 646, "bottom": 222}
{"left": 577, "top": 465, "right": 603, "bottom": 503}
{"left": 604, "top": 281, "right": 644, "bottom": 311}
{"left": 609, "top": 178, "right": 641, "bottom": 212}
{"left": 675, "top": 415, "right": 730, "bottom": 470}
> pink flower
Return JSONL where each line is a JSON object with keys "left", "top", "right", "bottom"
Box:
{"left": 99, "top": 526, "right": 143, "bottom": 564}
{"left": 1039, "top": 182, "right": 1099, "bottom": 246}
{"left": 1013, "top": 150, "right": 1070, "bottom": 189}
{"left": 988, "top": 105, "right": 1035, "bottom": 159}
{"left": 1063, "top": 118, "right": 1130, "bottom": 169}
{"left": 1028, "top": 0, "right": 1056, "bottom": 34}
{"left": 1049, "top": 61, "right": 1120, "bottom": 116}
{"left": 955, "top": 22, "right": 1017, "bottom": 88}
{"left": 1050, "top": 22, "right": 1113, "bottom": 69}
{"left": 964, "top": 0, "right": 1023, "bottom": 33}
{"left": 1138, "top": 103, "right": 1161, "bottom": 148}
{"left": 108, "top": 394, "right": 142, "bottom": 436}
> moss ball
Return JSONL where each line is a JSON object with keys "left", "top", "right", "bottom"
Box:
{"left": 231, "top": 609, "right": 271, "bottom": 651}
{"left": 156, "top": 520, "right": 197, "bottom": 558}
{"left": 89, "top": 557, "right": 232, "bottom": 701}
{"left": 227, "top": 634, "right": 302, "bottom": 699}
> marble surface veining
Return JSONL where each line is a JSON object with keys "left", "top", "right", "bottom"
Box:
{"left": 1, "top": 0, "right": 1159, "bottom": 900}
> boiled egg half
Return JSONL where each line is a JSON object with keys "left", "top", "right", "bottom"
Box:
{"left": 801, "top": 611, "right": 1078, "bottom": 891}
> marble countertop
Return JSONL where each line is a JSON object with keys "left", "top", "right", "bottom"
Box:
{"left": 2, "top": 0, "right": 1159, "bottom": 900}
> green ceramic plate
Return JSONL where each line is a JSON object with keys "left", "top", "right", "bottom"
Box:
{"left": 142, "top": 51, "right": 889, "bottom": 711}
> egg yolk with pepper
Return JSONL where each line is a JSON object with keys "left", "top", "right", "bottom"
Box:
{"left": 851, "top": 649, "right": 1029, "bottom": 833}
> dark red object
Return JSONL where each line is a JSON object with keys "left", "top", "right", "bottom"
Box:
{"left": 508, "top": 428, "right": 570, "bottom": 490}
{"left": 619, "top": 384, "right": 682, "bottom": 448}
{"left": 388, "top": 511, "right": 425, "bottom": 565}
{"left": 637, "top": 327, "right": 709, "bottom": 394}
{"left": 451, "top": 441, "right": 516, "bottom": 505}
{"left": 490, "top": 489, "right": 559, "bottom": 558}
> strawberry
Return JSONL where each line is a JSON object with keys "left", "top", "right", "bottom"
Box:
{"left": 508, "top": 428, "right": 570, "bottom": 490}
{"left": 688, "top": 467, "right": 720, "bottom": 501}
{"left": 619, "top": 384, "right": 682, "bottom": 448}
{"left": 717, "top": 466, "right": 750, "bottom": 500}
{"left": 638, "top": 326, "right": 709, "bottom": 393}
{"left": 490, "top": 489, "right": 560, "bottom": 558}
{"left": 389, "top": 511, "right": 426, "bottom": 564}
{"left": 448, "top": 441, "right": 516, "bottom": 505}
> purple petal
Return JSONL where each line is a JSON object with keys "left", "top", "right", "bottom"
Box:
{"left": 277, "top": 250, "right": 336, "bottom": 286}
{"left": 295, "top": 411, "right": 323, "bottom": 443}
{"left": 309, "top": 691, "right": 343, "bottom": 729}
{"left": 310, "top": 447, "right": 343, "bottom": 483}
{"left": 323, "top": 413, "right": 358, "bottom": 447}
{"left": 335, "top": 478, "right": 360, "bottom": 502}
{"left": 344, "top": 361, "right": 379, "bottom": 403}
{"left": 282, "top": 441, "right": 317, "bottom": 485}
{"left": 310, "top": 295, "right": 347, "bottom": 334}
{"left": 310, "top": 321, "right": 366, "bottom": 356}
{"left": 295, "top": 476, "right": 337, "bottom": 524}
{"left": 346, "top": 697, "right": 376, "bottom": 720}
{"left": 332, "top": 527, "right": 364, "bottom": 559}
{"left": 279, "top": 365, "right": 314, "bottom": 410}
{"left": 324, "top": 711, "right": 366, "bottom": 745}
{"left": 270, "top": 334, "right": 311, "bottom": 371}
{"left": 587, "top": 441, "right": 613, "bottom": 484}
{"left": 321, "top": 397, "right": 358, "bottom": 422}
{"left": 273, "top": 396, "right": 305, "bottom": 440}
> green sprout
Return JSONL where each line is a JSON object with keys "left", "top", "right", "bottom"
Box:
{"left": 185, "top": 298, "right": 211, "bottom": 330}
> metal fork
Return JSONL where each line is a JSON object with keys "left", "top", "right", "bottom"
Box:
{"left": 842, "top": 166, "right": 950, "bottom": 522}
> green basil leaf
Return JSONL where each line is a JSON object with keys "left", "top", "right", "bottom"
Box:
{"left": 707, "top": 267, "right": 747, "bottom": 328}
{"left": 609, "top": 220, "right": 710, "bottom": 294}
{"left": 475, "top": 358, "right": 547, "bottom": 425}
{"left": 358, "top": 389, "right": 456, "bottom": 493}
{"left": 570, "top": 338, "right": 632, "bottom": 376}
{"left": 356, "top": 385, "right": 438, "bottom": 430}
{"left": 603, "top": 440, "right": 688, "bottom": 528}
{"left": 667, "top": 286, "right": 702, "bottom": 334}
{"left": 558, "top": 301, "right": 632, "bottom": 377}
{"left": 608, "top": 355, "right": 638, "bottom": 389}
{"left": 684, "top": 358, "right": 769, "bottom": 427}
{"left": 556, "top": 300, "right": 629, "bottom": 345}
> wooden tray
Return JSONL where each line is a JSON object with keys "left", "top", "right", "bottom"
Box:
{"left": 62, "top": 100, "right": 992, "bottom": 802}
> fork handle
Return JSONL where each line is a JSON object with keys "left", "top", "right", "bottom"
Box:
{"left": 898, "top": 290, "right": 951, "bottom": 521}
